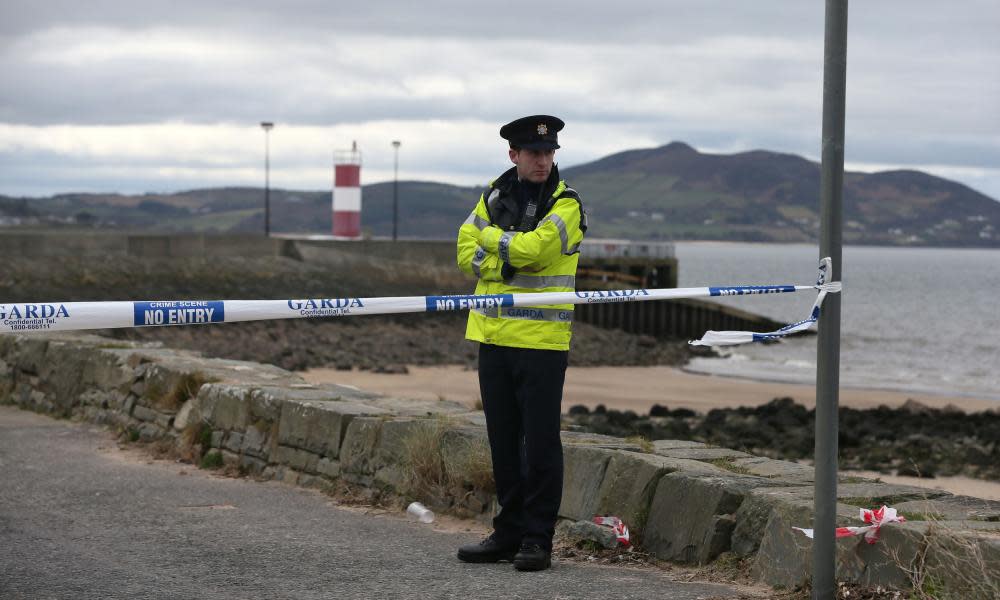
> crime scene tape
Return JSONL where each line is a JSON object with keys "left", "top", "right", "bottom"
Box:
{"left": 0, "top": 258, "right": 841, "bottom": 347}
{"left": 691, "top": 256, "right": 839, "bottom": 346}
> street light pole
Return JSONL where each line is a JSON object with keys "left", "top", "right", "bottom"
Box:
{"left": 813, "top": 2, "right": 848, "bottom": 598}
{"left": 260, "top": 121, "right": 274, "bottom": 237}
{"left": 392, "top": 140, "right": 401, "bottom": 241}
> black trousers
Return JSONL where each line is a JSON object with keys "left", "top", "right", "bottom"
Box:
{"left": 478, "top": 343, "right": 567, "bottom": 551}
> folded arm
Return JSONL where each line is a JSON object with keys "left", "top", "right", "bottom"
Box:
{"left": 477, "top": 196, "right": 584, "bottom": 269}
{"left": 457, "top": 197, "right": 506, "bottom": 281}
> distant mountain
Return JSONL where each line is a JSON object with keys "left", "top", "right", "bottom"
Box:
{"left": 560, "top": 142, "right": 1000, "bottom": 245}
{"left": 3, "top": 143, "right": 998, "bottom": 246}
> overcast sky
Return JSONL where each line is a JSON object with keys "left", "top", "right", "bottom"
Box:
{"left": 1, "top": 0, "right": 998, "bottom": 200}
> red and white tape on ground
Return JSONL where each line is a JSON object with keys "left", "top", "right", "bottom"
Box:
{"left": 593, "top": 515, "right": 631, "bottom": 547}
{"left": 794, "top": 506, "right": 907, "bottom": 544}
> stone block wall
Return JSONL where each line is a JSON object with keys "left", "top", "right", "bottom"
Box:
{"left": 2, "top": 332, "right": 998, "bottom": 595}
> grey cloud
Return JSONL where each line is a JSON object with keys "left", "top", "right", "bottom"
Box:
{"left": 2, "top": 2, "right": 994, "bottom": 129}
{"left": 1, "top": 0, "right": 997, "bottom": 199}
{"left": 842, "top": 134, "right": 1000, "bottom": 171}
{"left": 1, "top": 1, "right": 822, "bottom": 43}
{"left": 4, "top": 0, "right": 996, "bottom": 50}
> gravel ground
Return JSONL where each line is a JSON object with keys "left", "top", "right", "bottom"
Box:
{"left": 0, "top": 405, "right": 753, "bottom": 600}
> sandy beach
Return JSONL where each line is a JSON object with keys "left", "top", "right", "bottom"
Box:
{"left": 302, "top": 365, "right": 1000, "bottom": 501}
{"left": 302, "top": 364, "right": 1000, "bottom": 415}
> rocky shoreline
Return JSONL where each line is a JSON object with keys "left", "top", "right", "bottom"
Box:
{"left": 102, "top": 314, "right": 694, "bottom": 372}
{"left": 563, "top": 397, "right": 1000, "bottom": 482}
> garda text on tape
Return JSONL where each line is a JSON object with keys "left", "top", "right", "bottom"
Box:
{"left": 1, "top": 259, "right": 841, "bottom": 347}
{"left": 0, "top": 303, "right": 71, "bottom": 332}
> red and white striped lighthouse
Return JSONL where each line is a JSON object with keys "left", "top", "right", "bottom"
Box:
{"left": 332, "top": 141, "right": 362, "bottom": 239}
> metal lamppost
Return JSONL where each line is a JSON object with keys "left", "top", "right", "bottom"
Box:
{"left": 260, "top": 121, "right": 274, "bottom": 236}
{"left": 813, "top": 2, "right": 848, "bottom": 598}
{"left": 392, "top": 140, "right": 401, "bottom": 241}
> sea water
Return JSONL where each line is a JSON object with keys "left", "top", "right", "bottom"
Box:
{"left": 675, "top": 242, "right": 1000, "bottom": 402}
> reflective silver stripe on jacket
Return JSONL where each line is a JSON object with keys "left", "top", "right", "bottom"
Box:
{"left": 463, "top": 212, "right": 490, "bottom": 231}
{"left": 498, "top": 231, "right": 515, "bottom": 263}
{"left": 507, "top": 274, "right": 575, "bottom": 289}
{"left": 473, "top": 306, "right": 574, "bottom": 322}
{"left": 540, "top": 213, "right": 569, "bottom": 254}
{"left": 471, "top": 246, "right": 487, "bottom": 278}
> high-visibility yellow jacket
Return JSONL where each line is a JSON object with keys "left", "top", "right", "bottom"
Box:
{"left": 457, "top": 166, "right": 586, "bottom": 351}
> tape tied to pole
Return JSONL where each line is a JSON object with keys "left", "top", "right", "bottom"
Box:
{"left": 0, "top": 258, "right": 841, "bottom": 347}
{"left": 691, "top": 257, "right": 841, "bottom": 346}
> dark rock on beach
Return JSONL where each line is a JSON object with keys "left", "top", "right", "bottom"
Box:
{"left": 563, "top": 397, "right": 1000, "bottom": 481}
{"left": 101, "top": 311, "right": 693, "bottom": 372}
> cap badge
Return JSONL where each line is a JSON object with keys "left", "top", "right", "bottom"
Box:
{"left": 537, "top": 123, "right": 548, "bottom": 135}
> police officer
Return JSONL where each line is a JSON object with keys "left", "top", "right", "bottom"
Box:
{"left": 455, "top": 115, "right": 586, "bottom": 571}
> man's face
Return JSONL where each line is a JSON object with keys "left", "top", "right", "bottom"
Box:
{"left": 509, "top": 147, "right": 556, "bottom": 183}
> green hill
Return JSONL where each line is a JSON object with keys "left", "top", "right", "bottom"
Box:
{"left": 560, "top": 142, "right": 1000, "bottom": 245}
{"left": 3, "top": 142, "right": 998, "bottom": 247}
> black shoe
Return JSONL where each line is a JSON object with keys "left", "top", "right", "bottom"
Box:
{"left": 457, "top": 534, "right": 519, "bottom": 563}
{"left": 513, "top": 543, "right": 551, "bottom": 571}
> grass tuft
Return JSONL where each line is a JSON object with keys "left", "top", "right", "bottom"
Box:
{"left": 178, "top": 421, "right": 214, "bottom": 463}
{"left": 887, "top": 493, "right": 1000, "bottom": 599}
{"left": 199, "top": 451, "right": 224, "bottom": 470}
{"left": 160, "top": 372, "right": 215, "bottom": 412}
{"left": 624, "top": 435, "right": 654, "bottom": 453}
{"left": 839, "top": 475, "right": 873, "bottom": 484}
{"left": 399, "top": 420, "right": 494, "bottom": 508}
{"left": 443, "top": 435, "right": 494, "bottom": 495}
{"left": 900, "top": 512, "right": 945, "bottom": 522}
{"left": 400, "top": 420, "right": 449, "bottom": 498}
{"left": 709, "top": 458, "right": 752, "bottom": 475}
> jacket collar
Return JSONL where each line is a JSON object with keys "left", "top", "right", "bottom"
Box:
{"left": 491, "top": 164, "right": 562, "bottom": 199}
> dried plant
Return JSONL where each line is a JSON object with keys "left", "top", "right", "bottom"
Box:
{"left": 889, "top": 510, "right": 999, "bottom": 599}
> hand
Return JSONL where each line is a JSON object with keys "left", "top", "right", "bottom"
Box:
{"left": 478, "top": 225, "right": 502, "bottom": 251}
{"left": 501, "top": 262, "right": 516, "bottom": 281}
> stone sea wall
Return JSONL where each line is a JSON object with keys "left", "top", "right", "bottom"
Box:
{"left": 2, "top": 332, "right": 998, "bottom": 595}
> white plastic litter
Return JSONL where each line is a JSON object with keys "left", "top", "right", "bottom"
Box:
{"left": 407, "top": 502, "right": 435, "bottom": 524}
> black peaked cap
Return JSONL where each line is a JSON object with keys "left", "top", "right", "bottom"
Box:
{"left": 499, "top": 115, "right": 564, "bottom": 150}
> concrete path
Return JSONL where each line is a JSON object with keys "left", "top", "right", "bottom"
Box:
{"left": 0, "top": 406, "right": 750, "bottom": 600}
